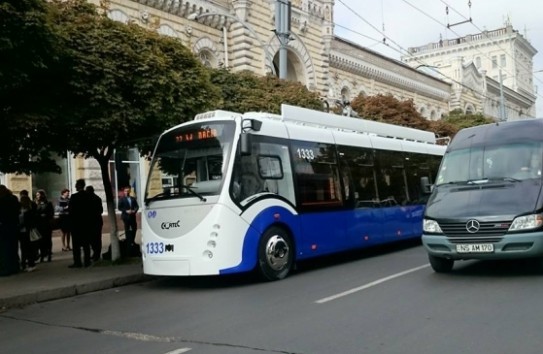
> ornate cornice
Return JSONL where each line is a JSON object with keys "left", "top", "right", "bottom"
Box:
{"left": 330, "top": 52, "right": 450, "bottom": 101}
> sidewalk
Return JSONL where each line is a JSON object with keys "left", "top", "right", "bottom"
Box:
{"left": 0, "top": 231, "right": 151, "bottom": 311}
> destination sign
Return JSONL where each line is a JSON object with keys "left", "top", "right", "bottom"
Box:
{"left": 175, "top": 128, "right": 218, "bottom": 143}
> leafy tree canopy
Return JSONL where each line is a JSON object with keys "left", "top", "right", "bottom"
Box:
{"left": 0, "top": 0, "right": 61, "bottom": 173}
{"left": 209, "top": 69, "right": 324, "bottom": 114}
{"left": 47, "top": 0, "right": 220, "bottom": 162}
{"left": 351, "top": 93, "right": 432, "bottom": 131}
{"left": 442, "top": 109, "right": 495, "bottom": 130}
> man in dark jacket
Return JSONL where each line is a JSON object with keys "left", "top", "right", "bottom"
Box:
{"left": 0, "top": 185, "right": 21, "bottom": 275}
{"left": 118, "top": 186, "right": 139, "bottom": 246}
{"left": 68, "top": 179, "right": 92, "bottom": 268}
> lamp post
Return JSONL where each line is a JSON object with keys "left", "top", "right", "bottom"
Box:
{"left": 188, "top": 12, "right": 275, "bottom": 75}
{"left": 275, "top": 0, "right": 291, "bottom": 79}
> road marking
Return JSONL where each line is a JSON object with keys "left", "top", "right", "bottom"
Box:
{"left": 164, "top": 348, "right": 192, "bottom": 354}
{"left": 315, "top": 264, "right": 430, "bottom": 304}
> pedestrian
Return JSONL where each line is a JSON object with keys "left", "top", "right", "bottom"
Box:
{"left": 56, "top": 188, "right": 71, "bottom": 252}
{"left": 86, "top": 186, "right": 103, "bottom": 261}
{"left": 68, "top": 179, "right": 92, "bottom": 268}
{"left": 0, "top": 185, "right": 21, "bottom": 276}
{"left": 19, "top": 189, "right": 37, "bottom": 209}
{"left": 118, "top": 186, "right": 139, "bottom": 246}
{"left": 19, "top": 195, "right": 38, "bottom": 272}
{"left": 35, "top": 189, "right": 54, "bottom": 263}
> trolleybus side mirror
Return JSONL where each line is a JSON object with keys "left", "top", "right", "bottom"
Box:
{"left": 420, "top": 176, "right": 432, "bottom": 194}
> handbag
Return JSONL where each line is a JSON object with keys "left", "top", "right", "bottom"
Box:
{"left": 29, "top": 228, "right": 42, "bottom": 242}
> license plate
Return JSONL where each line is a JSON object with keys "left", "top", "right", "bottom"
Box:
{"left": 456, "top": 244, "right": 494, "bottom": 253}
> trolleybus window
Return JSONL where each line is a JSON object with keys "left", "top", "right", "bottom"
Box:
{"left": 145, "top": 122, "right": 235, "bottom": 201}
{"left": 291, "top": 141, "right": 342, "bottom": 209}
{"left": 230, "top": 136, "right": 294, "bottom": 206}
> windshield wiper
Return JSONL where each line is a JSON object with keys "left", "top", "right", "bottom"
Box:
{"left": 145, "top": 185, "right": 207, "bottom": 205}
{"left": 181, "top": 184, "right": 207, "bottom": 202}
{"left": 486, "top": 176, "right": 521, "bottom": 183}
{"left": 145, "top": 190, "right": 181, "bottom": 205}
{"left": 439, "top": 180, "right": 471, "bottom": 185}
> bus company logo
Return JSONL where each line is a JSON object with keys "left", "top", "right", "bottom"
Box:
{"left": 465, "top": 219, "right": 480, "bottom": 233}
{"left": 147, "top": 210, "right": 157, "bottom": 219}
{"left": 161, "top": 220, "right": 181, "bottom": 230}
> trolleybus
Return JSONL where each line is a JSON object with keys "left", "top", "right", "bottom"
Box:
{"left": 142, "top": 104, "right": 445, "bottom": 280}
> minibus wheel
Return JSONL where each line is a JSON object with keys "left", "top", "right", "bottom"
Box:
{"left": 258, "top": 227, "right": 293, "bottom": 281}
{"left": 428, "top": 255, "right": 454, "bottom": 273}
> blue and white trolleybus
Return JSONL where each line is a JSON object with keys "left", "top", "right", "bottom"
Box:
{"left": 142, "top": 104, "right": 445, "bottom": 280}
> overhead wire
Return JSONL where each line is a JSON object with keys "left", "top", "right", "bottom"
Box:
{"left": 335, "top": 0, "right": 538, "bottom": 118}
{"left": 439, "top": 0, "right": 543, "bottom": 103}
{"left": 400, "top": 0, "right": 539, "bottom": 117}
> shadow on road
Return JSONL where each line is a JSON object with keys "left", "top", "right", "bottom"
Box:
{"left": 143, "top": 239, "right": 424, "bottom": 290}
{"left": 444, "top": 258, "right": 543, "bottom": 277}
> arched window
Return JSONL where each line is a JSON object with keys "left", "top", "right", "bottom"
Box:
{"left": 341, "top": 87, "right": 351, "bottom": 103}
{"left": 107, "top": 9, "right": 129, "bottom": 24}
{"left": 419, "top": 107, "right": 426, "bottom": 117}
{"left": 158, "top": 25, "right": 178, "bottom": 38}
{"left": 198, "top": 49, "right": 217, "bottom": 68}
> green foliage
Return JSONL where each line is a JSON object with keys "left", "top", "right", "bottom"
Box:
{"left": 442, "top": 110, "right": 494, "bottom": 130}
{"left": 209, "top": 69, "right": 323, "bottom": 114}
{"left": 0, "top": 0, "right": 61, "bottom": 173}
{"left": 351, "top": 93, "right": 431, "bottom": 130}
{"left": 48, "top": 0, "right": 219, "bottom": 160}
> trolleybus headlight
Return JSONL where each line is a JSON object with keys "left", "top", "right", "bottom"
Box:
{"left": 509, "top": 214, "right": 543, "bottom": 231}
{"left": 423, "top": 219, "right": 443, "bottom": 234}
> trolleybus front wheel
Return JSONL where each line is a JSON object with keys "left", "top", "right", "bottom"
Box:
{"left": 428, "top": 254, "right": 454, "bottom": 273}
{"left": 258, "top": 227, "right": 293, "bottom": 281}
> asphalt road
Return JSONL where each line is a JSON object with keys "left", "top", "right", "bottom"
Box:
{"left": 2, "top": 241, "right": 543, "bottom": 354}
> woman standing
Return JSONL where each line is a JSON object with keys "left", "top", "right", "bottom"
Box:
{"left": 56, "top": 188, "right": 71, "bottom": 251}
{"left": 19, "top": 195, "right": 38, "bottom": 272}
{"left": 35, "top": 189, "right": 54, "bottom": 263}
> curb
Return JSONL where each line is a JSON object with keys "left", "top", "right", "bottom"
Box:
{"left": 0, "top": 274, "right": 153, "bottom": 310}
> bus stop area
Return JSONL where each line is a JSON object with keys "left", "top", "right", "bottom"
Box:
{"left": 0, "top": 232, "right": 150, "bottom": 311}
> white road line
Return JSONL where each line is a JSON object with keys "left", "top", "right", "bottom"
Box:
{"left": 315, "top": 264, "right": 430, "bottom": 304}
{"left": 164, "top": 348, "right": 192, "bottom": 354}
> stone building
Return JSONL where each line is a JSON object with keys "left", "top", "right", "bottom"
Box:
{"left": 404, "top": 24, "right": 537, "bottom": 120}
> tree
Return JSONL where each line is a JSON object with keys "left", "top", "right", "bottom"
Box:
{"left": 351, "top": 93, "right": 432, "bottom": 131}
{"left": 0, "top": 0, "right": 61, "bottom": 173}
{"left": 350, "top": 93, "right": 462, "bottom": 145}
{"left": 442, "top": 109, "right": 495, "bottom": 131}
{"left": 47, "top": 0, "right": 220, "bottom": 260}
{"left": 428, "top": 120, "right": 458, "bottom": 145}
{"left": 209, "top": 69, "right": 324, "bottom": 113}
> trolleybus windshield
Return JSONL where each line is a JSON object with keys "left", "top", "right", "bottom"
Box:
{"left": 145, "top": 121, "right": 235, "bottom": 202}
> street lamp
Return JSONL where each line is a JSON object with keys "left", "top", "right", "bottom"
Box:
{"left": 188, "top": 12, "right": 275, "bottom": 75}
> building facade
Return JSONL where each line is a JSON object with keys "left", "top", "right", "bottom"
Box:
{"left": 2, "top": 0, "right": 538, "bottom": 208}
{"left": 404, "top": 24, "right": 538, "bottom": 120}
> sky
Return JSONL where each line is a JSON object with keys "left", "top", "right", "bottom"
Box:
{"left": 333, "top": 0, "right": 543, "bottom": 117}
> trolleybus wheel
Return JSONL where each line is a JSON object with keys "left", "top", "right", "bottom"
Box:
{"left": 428, "top": 255, "right": 454, "bottom": 273}
{"left": 258, "top": 227, "right": 293, "bottom": 281}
